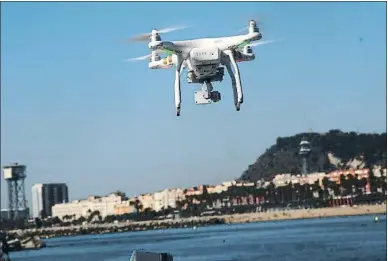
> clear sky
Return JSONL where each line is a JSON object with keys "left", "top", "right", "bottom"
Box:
{"left": 1, "top": 2, "right": 386, "bottom": 208}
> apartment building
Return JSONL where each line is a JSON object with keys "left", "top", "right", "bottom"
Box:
{"left": 272, "top": 172, "right": 327, "bottom": 187}
{"left": 152, "top": 188, "right": 185, "bottom": 212}
{"left": 31, "top": 183, "right": 68, "bottom": 218}
{"left": 206, "top": 184, "right": 230, "bottom": 194}
{"left": 114, "top": 201, "right": 136, "bottom": 215}
{"left": 52, "top": 192, "right": 127, "bottom": 219}
{"left": 137, "top": 193, "right": 154, "bottom": 210}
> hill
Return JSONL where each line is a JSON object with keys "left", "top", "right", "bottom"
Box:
{"left": 239, "top": 129, "right": 387, "bottom": 182}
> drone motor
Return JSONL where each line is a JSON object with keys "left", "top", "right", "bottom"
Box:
{"left": 243, "top": 45, "right": 253, "bottom": 54}
{"left": 248, "top": 20, "right": 259, "bottom": 34}
{"left": 150, "top": 29, "right": 162, "bottom": 42}
{"left": 150, "top": 50, "right": 161, "bottom": 62}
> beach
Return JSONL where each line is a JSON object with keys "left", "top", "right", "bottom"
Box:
{"left": 162, "top": 203, "right": 387, "bottom": 225}
{"left": 221, "top": 204, "right": 387, "bottom": 224}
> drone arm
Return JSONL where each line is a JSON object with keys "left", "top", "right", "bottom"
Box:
{"left": 149, "top": 41, "right": 182, "bottom": 56}
{"left": 223, "top": 50, "right": 243, "bottom": 108}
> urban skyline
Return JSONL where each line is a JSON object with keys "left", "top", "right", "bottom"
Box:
{"left": 0, "top": 163, "right": 385, "bottom": 224}
{"left": 44, "top": 167, "right": 388, "bottom": 220}
{"left": 2, "top": 158, "right": 387, "bottom": 213}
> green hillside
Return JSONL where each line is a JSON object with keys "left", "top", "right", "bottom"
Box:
{"left": 239, "top": 129, "right": 387, "bottom": 182}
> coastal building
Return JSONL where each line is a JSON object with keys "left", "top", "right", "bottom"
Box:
{"left": 327, "top": 168, "right": 371, "bottom": 193}
{"left": 235, "top": 181, "right": 256, "bottom": 187}
{"left": 31, "top": 183, "right": 68, "bottom": 219}
{"left": 137, "top": 193, "right": 154, "bottom": 210}
{"left": 272, "top": 174, "right": 294, "bottom": 187}
{"left": 327, "top": 169, "right": 370, "bottom": 183}
{"left": 152, "top": 188, "right": 185, "bottom": 212}
{"left": 114, "top": 201, "right": 136, "bottom": 215}
{"left": 272, "top": 172, "right": 327, "bottom": 187}
{"left": 373, "top": 168, "right": 387, "bottom": 177}
{"left": 52, "top": 192, "right": 126, "bottom": 220}
{"left": 206, "top": 184, "right": 229, "bottom": 194}
{"left": 184, "top": 186, "right": 205, "bottom": 196}
{"left": 302, "top": 172, "right": 327, "bottom": 185}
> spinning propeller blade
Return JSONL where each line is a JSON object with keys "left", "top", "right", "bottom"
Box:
{"left": 125, "top": 26, "right": 188, "bottom": 42}
{"left": 156, "top": 26, "right": 187, "bottom": 34}
{"left": 248, "top": 39, "right": 282, "bottom": 47}
{"left": 237, "top": 26, "right": 249, "bottom": 33}
{"left": 123, "top": 50, "right": 164, "bottom": 62}
{"left": 123, "top": 54, "right": 151, "bottom": 62}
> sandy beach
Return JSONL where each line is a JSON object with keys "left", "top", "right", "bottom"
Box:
{"left": 123, "top": 204, "right": 387, "bottom": 226}
{"left": 219, "top": 204, "right": 387, "bottom": 224}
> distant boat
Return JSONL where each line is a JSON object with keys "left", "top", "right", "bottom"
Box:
{"left": 374, "top": 216, "right": 379, "bottom": 222}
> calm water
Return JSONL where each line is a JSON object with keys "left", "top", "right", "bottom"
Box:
{"left": 10, "top": 215, "right": 387, "bottom": 261}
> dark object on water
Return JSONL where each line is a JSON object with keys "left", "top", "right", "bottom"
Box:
{"left": 129, "top": 250, "right": 173, "bottom": 261}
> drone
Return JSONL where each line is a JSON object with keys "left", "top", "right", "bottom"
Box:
{"left": 125, "top": 20, "right": 277, "bottom": 116}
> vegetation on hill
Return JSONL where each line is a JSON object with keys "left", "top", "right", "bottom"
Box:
{"left": 239, "top": 129, "right": 387, "bottom": 182}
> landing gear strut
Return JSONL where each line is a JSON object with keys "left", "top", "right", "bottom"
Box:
{"left": 223, "top": 50, "right": 243, "bottom": 112}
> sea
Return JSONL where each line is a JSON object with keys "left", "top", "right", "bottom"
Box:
{"left": 9, "top": 214, "right": 387, "bottom": 261}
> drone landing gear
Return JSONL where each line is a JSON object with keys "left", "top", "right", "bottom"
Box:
{"left": 194, "top": 80, "right": 222, "bottom": 105}
{"left": 224, "top": 50, "right": 243, "bottom": 112}
{"left": 174, "top": 59, "right": 183, "bottom": 117}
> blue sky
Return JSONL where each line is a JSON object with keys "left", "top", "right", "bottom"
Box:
{"left": 1, "top": 2, "right": 386, "bottom": 208}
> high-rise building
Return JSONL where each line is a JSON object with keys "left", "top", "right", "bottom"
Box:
{"left": 31, "top": 183, "right": 68, "bottom": 218}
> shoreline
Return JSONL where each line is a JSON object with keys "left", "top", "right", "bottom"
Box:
{"left": 222, "top": 204, "right": 386, "bottom": 224}
{"left": 10, "top": 204, "right": 386, "bottom": 241}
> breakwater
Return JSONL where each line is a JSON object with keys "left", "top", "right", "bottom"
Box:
{"left": 11, "top": 218, "right": 225, "bottom": 239}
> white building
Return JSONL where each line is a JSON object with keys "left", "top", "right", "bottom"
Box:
{"left": 272, "top": 173, "right": 293, "bottom": 187}
{"left": 152, "top": 188, "right": 185, "bottom": 212}
{"left": 272, "top": 172, "right": 327, "bottom": 187}
{"left": 52, "top": 193, "right": 126, "bottom": 220}
{"left": 31, "top": 184, "right": 43, "bottom": 219}
{"left": 137, "top": 193, "right": 154, "bottom": 210}
{"left": 207, "top": 184, "right": 230, "bottom": 194}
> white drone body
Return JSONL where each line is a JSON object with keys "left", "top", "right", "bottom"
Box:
{"left": 128, "top": 20, "right": 273, "bottom": 116}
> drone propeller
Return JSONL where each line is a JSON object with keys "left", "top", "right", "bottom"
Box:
{"left": 248, "top": 39, "right": 282, "bottom": 47}
{"left": 125, "top": 26, "right": 187, "bottom": 42}
{"left": 123, "top": 54, "right": 152, "bottom": 62}
{"left": 123, "top": 49, "right": 166, "bottom": 62}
